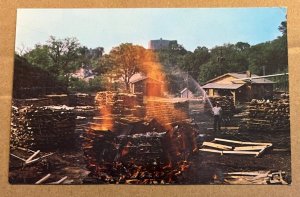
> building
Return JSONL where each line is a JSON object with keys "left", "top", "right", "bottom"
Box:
{"left": 180, "top": 88, "right": 194, "bottom": 98}
{"left": 202, "top": 72, "right": 275, "bottom": 104}
{"left": 148, "top": 38, "right": 177, "bottom": 50}
{"left": 129, "top": 74, "right": 163, "bottom": 97}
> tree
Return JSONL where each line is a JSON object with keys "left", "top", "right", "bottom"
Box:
{"left": 279, "top": 21, "right": 287, "bottom": 35}
{"left": 179, "top": 46, "right": 210, "bottom": 79}
{"left": 101, "top": 43, "right": 149, "bottom": 91}
{"left": 156, "top": 42, "right": 188, "bottom": 69}
{"left": 46, "top": 36, "right": 81, "bottom": 76}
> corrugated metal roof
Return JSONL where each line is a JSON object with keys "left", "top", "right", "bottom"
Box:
{"left": 202, "top": 83, "right": 245, "bottom": 90}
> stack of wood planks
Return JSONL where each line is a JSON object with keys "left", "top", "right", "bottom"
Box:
{"left": 239, "top": 98, "right": 290, "bottom": 131}
{"left": 69, "top": 93, "right": 95, "bottom": 106}
{"left": 10, "top": 105, "right": 76, "bottom": 150}
{"left": 199, "top": 138, "right": 272, "bottom": 157}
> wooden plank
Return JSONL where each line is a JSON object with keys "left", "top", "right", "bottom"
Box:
{"left": 214, "top": 138, "right": 272, "bottom": 146}
{"left": 234, "top": 146, "right": 267, "bottom": 151}
{"left": 199, "top": 148, "right": 223, "bottom": 154}
{"left": 202, "top": 142, "right": 232, "bottom": 150}
{"left": 35, "top": 174, "right": 51, "bottom": 184}
{"left": 10, "top": 153, "right": 26, "bottom": 162}
{"left": 25, "top": 153, "right": 54, "bottom": 165}
{"left": 255, "top": 147, "right": 268, "bottom": 157}
{"left": 48, "top": 176, "right": 68, "bottom": 185}
{"left": 222, "top": 150, "right": 259, "bottom": 155}
{"left": 224, "top": 171, "right": 268, "bottom": 176}
{"left": 25, "top": 150, "right": 40, "bottom": 163}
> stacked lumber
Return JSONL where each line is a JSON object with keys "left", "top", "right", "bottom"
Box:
{"left": 206, "top": 96, "right": 235, "bottom": 116}
{"left": 145, "top": 100, "right": 188, "bottom": 125}
{"left": 45, "top": 94, "right": 69, "bottom": 105}
{"left": 239, "top": 98, "right": 290, "bottom": 131}
{"left": 10, "top": 105, "right": 76, "bottom": 150}
{"left": 13, "top": 98, "right": 53, "bottom": 107}
{"left": 69, "top": 93, "right": 94, "bottom": 106}
{"left": 199, "top": 138, "right": 272, "bottom": 157}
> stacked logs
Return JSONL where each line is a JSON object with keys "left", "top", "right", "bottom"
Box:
{"left": 239, "top": 98, "right": 290, "bottom": 132}
{"left": 10, "top": 105, "right": 76, "bottom": 150}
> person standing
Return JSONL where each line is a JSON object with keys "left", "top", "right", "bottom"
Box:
{"left": 212, "top": 102, "right": 222, "bottom": 132}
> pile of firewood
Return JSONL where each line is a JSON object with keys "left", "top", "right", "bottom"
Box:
{"left": 239, "top": 99, "right": 290, "bottom": 131}
{"left": 206, "top": 96, "right": 235, "bottom": 116}
{"left": 10, "top": 105, "right": 76, "bottom": 150}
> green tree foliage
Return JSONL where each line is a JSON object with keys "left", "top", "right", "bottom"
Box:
{"left": 100, "top": 43, "right": 149, "bottom": 91}
{"left": 179, "top": 46, "right": 210, "bottom": 79}
{"left": 156, "top": 42, "right": 188, "bottom": 70}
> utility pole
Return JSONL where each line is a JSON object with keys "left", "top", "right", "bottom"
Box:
{"left": 187, "top": 70, "right": 189, "bottom": 98}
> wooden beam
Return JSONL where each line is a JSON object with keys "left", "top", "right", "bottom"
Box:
{"left": 222, "top": 150, "right": 259, "bottom": 155}
{"left": 255, "top": 147, "right": 268, "bottom": 157}
{"left": 199, "top": 148, "right": 223, "bottom": 154}
{"left": 35, "top": 174, "right": 51, "bottom": 184}
{"left": 25, "top": 150, "right": 40, "bottom": 163}
{"left": 214, "top": 138, "right": 272, "bottom": 146}
{"left": 48, "top": 176, "right": 68, "bottom": 185}
{"left": 202, "top": 142, "right": 232, "bottom": 150}
{"left": 10, "top": 153, "right": 26, "bottom": 162}
{"left": 234, "top": 146, "right": 267, "bottom": 151}
{"left": 224, "top": 171, "right": 268, "bottom": 176}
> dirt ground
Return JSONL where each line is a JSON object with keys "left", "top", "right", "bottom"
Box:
{"left": 184, "top": 112, "right": 292, "bottom": 184}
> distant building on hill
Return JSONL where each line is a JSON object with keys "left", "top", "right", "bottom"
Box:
{"left": 148, "top": 38, "right": 177, "bottom": 50}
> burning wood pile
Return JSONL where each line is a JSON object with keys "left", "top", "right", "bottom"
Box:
{"left": 82, "top": 119, "right": 198, "bottom": 184}
{"left": 206, "top": 96, "right": 235, "bottom": 116}
{"left": 10, "top": 105, "right": 76, "bottom": 150}
{"left": 239, "top": 98, "right": 290, "bottom": 131}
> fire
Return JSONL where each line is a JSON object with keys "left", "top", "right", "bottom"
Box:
{"left": 91, "top": 105, "right": 113, "bottom": 131}
{"left": 141, "top": 51, "right": 188, "bottom": 130}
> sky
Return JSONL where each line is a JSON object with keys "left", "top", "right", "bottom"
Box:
{"left": 15, "top": 8, "right": 286, "bottom": 53}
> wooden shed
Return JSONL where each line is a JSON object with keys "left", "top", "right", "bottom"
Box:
{"left": 202, "top": 72, "right": 275, "bottom": 104}
{"left": 130, "top": 76, "right": 163, "bottom": 97}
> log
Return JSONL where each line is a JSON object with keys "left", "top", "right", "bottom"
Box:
{"left": 202, "top": 142, "right": 232, "bottom": 150}
{"left": 35, "top": 174, "right": 51, "bottom": 184}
